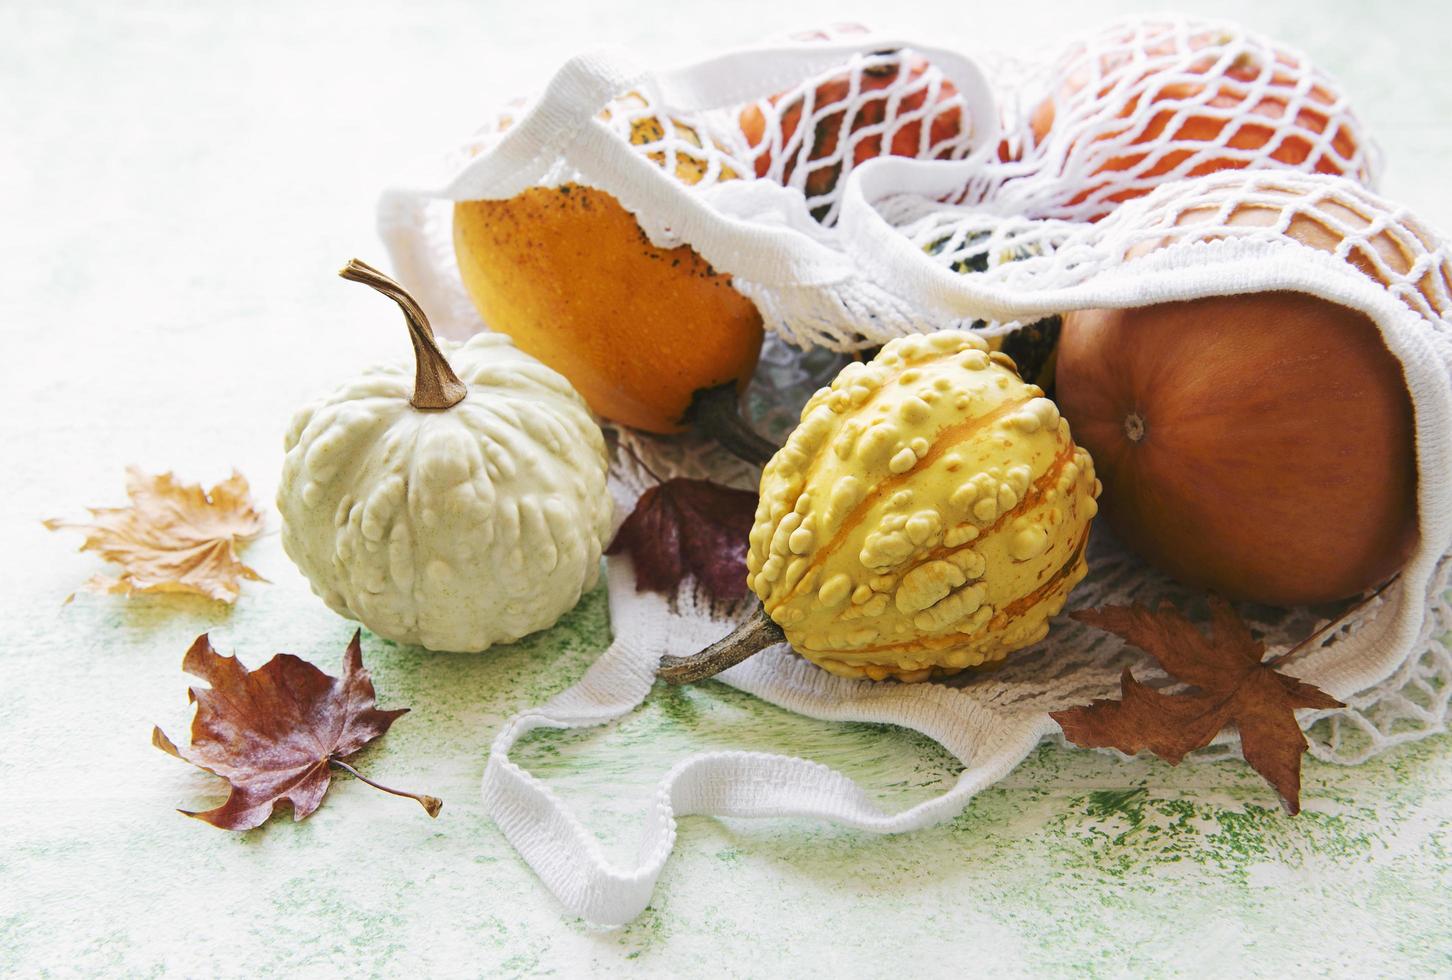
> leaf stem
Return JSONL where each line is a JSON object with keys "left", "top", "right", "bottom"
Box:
{"left": 618, "top": 440, "right": 666, "bottom": 486}
{"left": 1266, "top": 576, "right": 1398, "bottom": 668}
{"left": 329, "top": 757, "right": 442, "bottom": 818}
{"left": 658, "top": 603, "right": 786, "bottom": 684}
{"left": 686, "top": 382, "right": 778, "bottom": 467}
{"left": 339, "top": 259, "right": 467, "bottom": 412}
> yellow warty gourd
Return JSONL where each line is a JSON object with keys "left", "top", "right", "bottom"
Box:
{"left": 745, "top": 330, "right": 1100, "bottom": 682}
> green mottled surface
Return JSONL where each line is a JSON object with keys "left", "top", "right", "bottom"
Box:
{"left": 4, "top": 0, "right": 1451, "bottom": 975}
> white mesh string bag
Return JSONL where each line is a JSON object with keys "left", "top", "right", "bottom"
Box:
{"left": 965, "top": 16, "right": 1379, "bottom": 222}
{"left": 378, "top": 18, "right": 1452, "bottom": 926}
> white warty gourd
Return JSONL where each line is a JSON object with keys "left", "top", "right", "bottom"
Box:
{"left": 279, "top": 261, "right": 613, "bottom": 652}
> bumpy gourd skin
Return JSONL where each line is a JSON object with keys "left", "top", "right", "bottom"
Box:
{"left": 279, "top": 333, "right": 613, "bottom": 652}
{"left": 746, "top": 331, "right": 1100, "bottom": 682}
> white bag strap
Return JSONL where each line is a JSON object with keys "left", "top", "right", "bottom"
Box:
{"left": 481, "top": 559, "right": 1053, "bottom": 926}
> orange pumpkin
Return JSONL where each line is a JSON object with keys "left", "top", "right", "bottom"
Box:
{"left": 1027, "top": 23, "right": 1367, "bottom": 219}
{"left": 740, "top": 48, "right": 966, "bottom": 222}
{"left": 1054, "top": 188, "right": 1422, "bottom": 605}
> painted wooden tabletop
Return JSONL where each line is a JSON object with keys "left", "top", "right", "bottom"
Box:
{"left": 4, "top": 0, "right": 1450, "bottom": 975}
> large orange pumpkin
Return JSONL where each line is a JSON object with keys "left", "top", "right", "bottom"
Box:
{"left": 1054, "top": 190, "right": 1422, "bottom": 605}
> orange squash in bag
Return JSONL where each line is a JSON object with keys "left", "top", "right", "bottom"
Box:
{"left": 1027, "top": 22, "right": 1367, "bottom": 218}
{"left": 1054, "top": 187, "right": 1422, "bottom": 605}
{"left": 454, "top": 185, "right": 763, "bottom": 434}
{"left": 453, "top": 95, "right": 764, "bottom": 435}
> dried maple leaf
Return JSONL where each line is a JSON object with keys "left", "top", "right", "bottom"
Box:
{"left": 607, "top": 477, "right": 757, "bottom": 600}
{"left": 153, "top": 631, "right": 440, "bottom": 830}
{"left": 45, "top": 466, "right": 265, "bottom": 603}
{"left": 1052, "top": 598, "right": 1343, "bottom": 814}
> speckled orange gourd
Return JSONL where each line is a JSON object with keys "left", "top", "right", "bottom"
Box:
{"left": 453, "top": 95, "right": 762, "bottom": 434}
{"left": 746, "top": 331, "right": 1100, "bottom": 682}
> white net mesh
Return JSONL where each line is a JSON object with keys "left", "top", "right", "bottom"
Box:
{"left": 458, "top": 89, "right": 751, "bottom": 193}
{"left": 458, "top": 25, "right": 977, "bottom": 221}
{"left": 739, "top": 25, "right": 976, "bottom": 226}
{"left": 966, "top": 17, "right": 1379, "bottom": 222}
{"left": 477, "top": 18, "right": 1384, "bottom": 246}
{"left": 893, "top": 170, "right": 1452, "bottom": 327}
{"left": 381, "top": 16, "right": 1452, "bottom": 768}
{"left": 598, "top": 91, "right": 752, "bottom": 190}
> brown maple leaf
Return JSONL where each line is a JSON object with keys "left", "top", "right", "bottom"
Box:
{"left": 1052, "top": 598, "right": 1343, "bottom": 814}
{"left": 45, "top": 466, "right": 265, "bottom": 603}
{"left": 607, "top": 477, "right": 757, "bottom": 600}
{"left": 153, "top": 631, "right": 440, "bottom": 830}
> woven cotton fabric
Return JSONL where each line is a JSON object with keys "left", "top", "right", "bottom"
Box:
{"left": 380, "top": 18, "right": 1452, "bottom": 925}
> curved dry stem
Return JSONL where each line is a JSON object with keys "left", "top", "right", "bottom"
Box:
{"left": 339, "top": 259, "right": 467, "bottom": 411}
{"left": 659, "top": 604, "right": 786, "bottom": 684}
{"left": 1265, "top": 575, "right": 1398, "bottom": 668}
{"left": 329, "top": 757, "right": 443, "bottom": 818}
{"left": 687, "top": 382, "right": 778, "bottom": 467}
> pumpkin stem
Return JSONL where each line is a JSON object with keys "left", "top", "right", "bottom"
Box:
{"left": 658, "top": 603, "right": 785, "bottom": 684}
{"left": 688, "top": 382, "right": 778, "bottom": 466}
{"left": 329, "top": 757, "right": 443, "bottom": 818}
{"left": 1123, "top": 410, "right": 1148, "bottom": 443}
{"left": 339, "top": 259, "right": 468, "bottom": 411}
